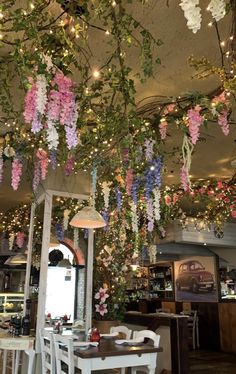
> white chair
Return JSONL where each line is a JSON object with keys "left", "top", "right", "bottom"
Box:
{"left": 110, "top": 325, "right": 132, "bottom": 339}
{"left": 53, "top": 333, "right": 77, "bottom": 374}
{"left": 131, "top": 330, "right": 160, "bottom": 374}
{"left": 180, "top": 310, "right": 199, "bottom": 349}
{"left": 109, "top": 325, "right": 132, "bottom": 374}
{"left": 39, "top": 329, "right": 56, "bottom": 374}
{"left": 156, "top": 308, "right": 171, "bottom": 313}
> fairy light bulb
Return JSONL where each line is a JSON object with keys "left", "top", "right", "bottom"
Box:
{"left": 30, "top": 3, "right": 35, "bottom": 10}
{"left": 0, "top": 12, "right": 3, "bottom": 19}
{"left": 93, "top": 70, "right": 100, "bottom": 78}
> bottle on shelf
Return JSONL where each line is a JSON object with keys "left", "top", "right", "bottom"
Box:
{"left": 22, "top": 299, "right": 31, "bottom": 336}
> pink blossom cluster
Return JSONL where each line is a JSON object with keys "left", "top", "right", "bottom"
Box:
{"left": 218, "top": 109, "right": 229, "bottom": 136}
{"left": 23, "top": 81, "right": 37, "bottom": 123}
{"left": 95, "top": 287, "right": 109, "bottom": 317}
{"left": 163, "top": 103, "right": 176, "bottom": 115}
{"left": 24, "top": 72, "right": 79, "bottom": 152}
{"left": 36, "top": 149, "right": 49, "bottom": 180}
{"left": 180, "top": 165, "right": 190, "bottom": 191}
{"left": 64, "top": 156, "right": 75, "bottom": 176}
{"left": 33, "top": 161, "right": 41, "bottom": 192}
{"left": 187, "top": 105, "right": 203, "bottom": 144}
{"left": 11, "top": 158, "right": 23, "bottom": 191}
{"left": 125, "top": 169, "right": 133, "bottom": 196}
{"left": 159, "top": 119, "right": 168, "bottom": 140}
{"left": 0, "top": 148, "right": 3, "bottom": 183}
{"left": 16, "top": 232, "right": 25, "bottom": 248}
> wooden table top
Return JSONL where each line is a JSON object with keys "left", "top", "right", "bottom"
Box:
{"left": 74, "top": 338, "right": 162, "bottom": 359}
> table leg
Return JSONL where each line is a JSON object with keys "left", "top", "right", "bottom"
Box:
{"left": 2, "top": 350, "right": 7, "bottom": 374}
{"left": 12, "top": 350, "right": 15, "bottom": 374}
{"left": 27, "top": 350, "right": 35, "bottom": 374}
{"left": 14, "top": 350, "right": 20, "bottom": 374}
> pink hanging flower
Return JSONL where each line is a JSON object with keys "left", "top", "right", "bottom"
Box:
{"left": 64, "top": 156, "right": 75, "bottom": 176}
{"left": 95, "top": 303, "right": 108, "bottom": 316}
{"left": 187, "top": 105, "right": 203, "bottom": 144}
{"left": 53, "top": 72, "right": 73, "bottom": 92}
{"left": 125, "top": 169, "right": 134, "bottom": 196}
{"left": 33, "top": 161, "right": 41, "bottom": 192}
{"left": 0, "top": 148, "right": 3, "bottom": 183}
{"left": 23, "top": 81, "right": 37, "bottom": 123}
{"left": 164, "top": 195, "right": 172, "bottom": 206}
{"left": 95, "top": 288, "right": 109, "bottom": 303}
{"left": 16, "top": 232, "right": 25, "bottom": 248}
{"left": 180, "top": 165, "right": 190, "bottom": 191}
{"left": 218, "top": 109, "right": 229, "bottom": 135}
{"left": 36, "top": 149, "right": 49, "bottom": 180}
{"left": 163, "top": 103, "right": 176, "bottom": 115}
{"left": 159, "top": 119, "right": 168, "bottom": 140}
{"left": 47, "top": 90, "right": 61, "bottom": 121}
{"left": 11, "top": 158, "right": 23, "bottom": 191}
{"left": 212, "top": 91, "right": 227, "bottom": 104}
{"left": 60, "top": 92, "right": 76, "bottom": 126}
{"left": 217, "top": 181, "right": 223, "bottom": 189}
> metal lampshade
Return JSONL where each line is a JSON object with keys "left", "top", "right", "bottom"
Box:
{"left": 4, "top": 253, "right": 27, "bottom": 265}
{"left": 69, "top": 206, "right": 106, "bottom": 229}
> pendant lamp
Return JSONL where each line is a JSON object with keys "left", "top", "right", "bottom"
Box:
{"left": 69, "top": 206, "right": 106, "bottom": 228}
{"left": 4, "top": 253, "right": 27, "bottom": 265}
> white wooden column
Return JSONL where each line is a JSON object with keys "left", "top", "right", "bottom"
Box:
{"left": 35, "top": 191, "right": 53, "bottom": 353}
{"left": 23, "top": 202, "right": 36, "bottom": 314}
{"left": 85, "top": 228, "right": 94, "bottom": 334}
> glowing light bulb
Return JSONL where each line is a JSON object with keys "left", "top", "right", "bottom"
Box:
{"left": 93, "top": 70, "right": 100, "bottom": 78}
{"left": 0, "top": 12, "right": 3, "bottom": 19}
{"left": 30, "top": 3, "right": 35, "bottom": 9}
{"left": 105, "top": 30, "right": 110, "bottom": 35}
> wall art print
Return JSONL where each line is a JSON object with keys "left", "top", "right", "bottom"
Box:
{"left": 174, "top": 256, "right": 218, "bottom": 302}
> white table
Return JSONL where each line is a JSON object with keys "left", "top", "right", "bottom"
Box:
{"left": 73, "top": 339, "right": 162, "bottom": 374}
{"left": 0, "top": 332, "right": 35, "bottom": 374}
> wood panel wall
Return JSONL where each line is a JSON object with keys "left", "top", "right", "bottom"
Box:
{"left": 219, "top": 303, "right": 236, "bottom": 353}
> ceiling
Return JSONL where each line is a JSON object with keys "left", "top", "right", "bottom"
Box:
{"left": 0, "top": 0, "right": 235, "bottom": 212}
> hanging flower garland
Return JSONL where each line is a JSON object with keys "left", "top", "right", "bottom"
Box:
{"left": 9, "top": 233, "right": 15, "bottom": 251}
{"left": 187, "top": 105, "right": 203, "bottom": 145}
{"left": 16, "top": 232, "right": 25, "bottom": 248}
{"left": 153, "top": 187, "right": 161, "bottom": 221}
{"left": 179, "top": 0, "right": 226, "bottom": 33}
{"left": 24, "top": 71, "right": 79, "bottom": 152}
{"left": 130, "top": 201, "right": 139, "bottom": 233}
{"left": 63, "top": 209, "right": 71, "bottom": 230}
{"left": 11, "top": 157, "right": 23, "bottom": 191}
{"left": 0, "top": 147, "right": 4, "bottom": 183}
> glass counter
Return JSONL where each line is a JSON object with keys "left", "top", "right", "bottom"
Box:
{"left": 0, "top": 293, "right": 24, "bottom": 314}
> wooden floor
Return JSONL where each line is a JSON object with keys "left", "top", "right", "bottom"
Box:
{"left": 1, "top": 350, "right": 236, "bottom": 373}
{"left": 189, "top": 350, "right": 236, "bottom": 373}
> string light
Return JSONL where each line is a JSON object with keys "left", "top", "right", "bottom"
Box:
{"left": 30, "top": 3, "right": 35, "bottom": 10}
{"left": 93, "top": 70, "right": 100, "bottom": 78}
{"left": 0, "top": 12, "right": 3, "bottom": 19}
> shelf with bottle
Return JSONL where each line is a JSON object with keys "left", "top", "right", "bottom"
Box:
{"left": 148, "top": 262, "right": 174, "bottom": 300}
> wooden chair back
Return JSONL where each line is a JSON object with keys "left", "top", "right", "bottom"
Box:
{"left": 53, "top": 334, "right": 75, "bottom": 374}
{"left": 133, "top": 329, "right": 160, "bottom": 347}
{"left": 110, "top": 325, "right": 132, "bottom": 339}
{"left": 39, "top": 329, "right": 56, "bottom": 374}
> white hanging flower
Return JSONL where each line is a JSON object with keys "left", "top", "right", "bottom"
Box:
{"left": 102, "top": 181, "right": 111, "bottom": 209}
{"left": 63, "top": 209, "right": 71, "bottom": 230}
{"left": 130, "top": 201, "right": 138, "bottom": 233}
{"left": 9, "top": 233, "right": 15, "bottom": 251}
{"left": 46, "top": 121, "right": 59, "bottom": 150}
{"left": 179, "top": 0, "right": 202, "bottom": 33}
{"left": 73, "top": 228, "right": 79, "bottom": 248}
{"left": 208, "top": 0, "right": 226, "bottom": 21}
{"left": 153, "top": 187, "right": 161, "bottom": 221}
{"left": 36, "top": 74, "right": 48, "bottom": 115}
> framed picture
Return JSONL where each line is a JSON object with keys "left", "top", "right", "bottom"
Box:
{"left": 174, "top": 256, "right": 218, "bottom": 302}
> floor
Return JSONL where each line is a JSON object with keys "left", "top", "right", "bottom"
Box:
{"left": 1, "top": 350, "right": 236, "bottom": 373}
{"left": 189, "top": 350, "right": 236, "bottom": 373}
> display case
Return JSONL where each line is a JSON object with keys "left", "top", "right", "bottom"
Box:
{"left": 0, "top": 293, "right": 24, "bottom": 314}
{"left": 148, "top": 262, "right": 174, "bottom": 300}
